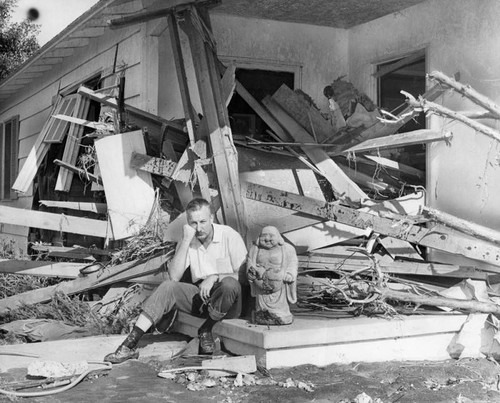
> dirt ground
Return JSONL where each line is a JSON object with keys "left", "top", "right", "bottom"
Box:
{"left": 2, "top": 340, "right": 500, "bottom": 403}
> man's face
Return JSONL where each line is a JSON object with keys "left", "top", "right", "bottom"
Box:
{"left": 186, "top": 205, "right": 213, "bottom": 243}
{"left": 258, "top": 226, "right": 280, "bottom": 250}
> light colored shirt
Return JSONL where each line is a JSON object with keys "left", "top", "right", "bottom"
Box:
{"left": 183, "top": 224, "right": 247, "bottom": 283}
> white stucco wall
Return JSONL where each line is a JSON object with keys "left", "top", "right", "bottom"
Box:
{"left": 158, "top": 13, "right": 348, "bottom": 120}
{"left": 348, "top": 0, "right": 500, "bottom": 265}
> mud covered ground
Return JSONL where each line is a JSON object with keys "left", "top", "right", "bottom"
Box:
{"left": 2, "top": 353, "right": 500, "bottom": 402}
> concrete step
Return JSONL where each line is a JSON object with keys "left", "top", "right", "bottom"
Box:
{"left": 173, "top": 311, "right": 469, "bottom": 369}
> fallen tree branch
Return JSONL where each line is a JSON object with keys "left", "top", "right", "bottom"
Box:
{"left": 428, "top": 71, "right": 500, "bottom": 119}
{"left": 404, "top": 92, "right": 500, "bottom": 143}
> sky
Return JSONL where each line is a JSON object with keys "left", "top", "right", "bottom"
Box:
{"left": 11, "top": 0, "right": 100, "bottom": 46}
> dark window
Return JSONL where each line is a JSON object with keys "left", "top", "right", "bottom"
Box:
{"left": 377, "top": 55, "right": 426, "bottom": 174}
{"left": 228, "top": 68, "right": 294, "bottom": 140}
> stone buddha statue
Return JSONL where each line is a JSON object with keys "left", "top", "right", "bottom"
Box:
{"left": 247, "top": 226, "right": 298, "bottom": 325}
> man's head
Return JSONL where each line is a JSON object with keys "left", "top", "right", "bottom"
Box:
{"left": 258, "top": 226, "right": 283, "bottom": 250}
{"left": 186, "top": 198, "right": 214, "bottom": 243}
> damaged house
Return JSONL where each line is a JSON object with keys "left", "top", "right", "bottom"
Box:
{"left": 1, "top": 0, "right": 500, "bottom": 375}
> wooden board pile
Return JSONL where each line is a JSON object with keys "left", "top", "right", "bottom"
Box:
{"left": 237, "top": 70, "right": 500, "bottom": 318}
{"left": 0, "top": 0, "right": 500, "bottom": 335}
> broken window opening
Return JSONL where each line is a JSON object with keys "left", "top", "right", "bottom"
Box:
{"left": 29, "top": 75, "right": 104, "bottom": 249}
{"left": 228, "top": 68, "right": 295, "bottom": 141}
{"left": 377, "top": 54, "right": 426, "bottom": 179}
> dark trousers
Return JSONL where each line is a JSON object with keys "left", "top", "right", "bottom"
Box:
{"left": 141, "top": 277, "right": 242, "bottom": 324}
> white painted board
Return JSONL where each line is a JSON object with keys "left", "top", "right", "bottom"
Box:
{"left": 95, "top": 130, "right": 155, "bottom": 240}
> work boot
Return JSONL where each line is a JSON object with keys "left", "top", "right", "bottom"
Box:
{"left": 104, "top": 344, "right": 139, "bottom": 364}
{"left": 198, "top": 329, "right": 215, "bottom": 355}
{"left": 155, "top": 308, "right": 178, "bottom": 333}
{"left": 104, "top": 326, "right": 143, "bottom": 364}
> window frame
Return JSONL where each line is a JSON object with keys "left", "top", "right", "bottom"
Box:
{"left": 0, "top": 115, "right": 20, "bottom": 201}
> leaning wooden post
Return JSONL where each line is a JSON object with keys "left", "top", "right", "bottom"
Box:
{"left": 428, "top": 71, "right": 500, "bottom": 120}
{"left": 178, "top": 6, "right": 247, "bottom": 236}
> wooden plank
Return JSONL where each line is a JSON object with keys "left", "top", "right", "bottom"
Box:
{"left": 0, "top": 253, "right": 169, "bottom": 314}
{"left": 297, "top": 256, "right": 490, "bottom": 280}
{"left": 51, "top": 114, "right": 114, "bottom": 131}
{"left": 363, "top": 155, "right": 424, "bottom": 179}
{"left": 180, "top": 10, "right": 246, "bottom": 235}
{"left": 130, "top": 152, "right": 177, "bottom": 177}
{"left": 0, "top": 260, "right": 85, "bottom": 278}
{"left": 272, "top": 84, "right": 334, "bottom": 143}
{"left": 235, "top": 80, "right": 291, "bottom": 142}
{"left": 220, "top": 63, "right": 236, "bottom": 107}
{"left": 373, "top": 49, "right": 425, "bottom": 78}
{"left": 263, "top": 95, "right": 367, "bottom": 202}
{"left": 30, "top": 245, "right": 111, "bottom": 260}
{"left": 162, "top": 140, "right": 193, "bottom": 208}
{"left": 55, "top": 95, "right": 92, "bottom": 191}
{"left": 244, "top": 182, "right": 500, "bottom": 269}
{"left": 95, "top": 130, "right": 155, "bottom": 240}
{"left": 166, "top": 12, "right": 197, "bottom": 147}
{"left": 54, "top": 159, "right": 103, "bottom": 185}
{"left": 77, "top": 86, "right": 185, "bottom": 134}
{"left": 39, "top": 200, "right": 107, "bottom": 214}
{"left": 343, "top": 129, "right": 453, "bottom": 154}
{"left": 0, "top": 205, "right": 111, "bottom": 238}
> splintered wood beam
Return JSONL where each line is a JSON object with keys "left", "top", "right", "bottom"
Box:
{"left": 405, "top": 95, "right": 500, "bottom": 143}
{"left": 180, "top": 9, "right": 246, "bottom": 235}
{"left": 167, "top": 12, "right": 197, "bottom": 146}
{"left": 244, "top": 182, "right": 500, "bottom": 269}
{"left": 39, "top": 200, "right": 108, "bottom": 214}
{"left": 54, "top": 159, "right": 103, "bottom": 185}
{"left": 428, "top": 71, "right": 500, "bottom": 119}
{"left": 77, "top": 86, "right": 185, "bottom": 133}
{"left": 343, "top": 129, "right": 453, "bottom": 154}
{"left": 130, "top": 152, "right": 177, "bottom": 177}
{"left": 298, "top": 255, "right": 489, "bottom": 280}
{"left": 0, "top": 205, "right": 111, "bottom": 238}
{"left": 421, "top": 206, "right": 500, "bottom": 245}
{"left": 0, "top": 253, "right": 169, "bottom": 314}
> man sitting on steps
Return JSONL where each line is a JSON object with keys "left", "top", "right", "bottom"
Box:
{"left": 104, "top": 198, "right": 248, "bottom": 363}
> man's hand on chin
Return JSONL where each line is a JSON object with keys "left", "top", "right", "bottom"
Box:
{"left": 199, "top": 275, "right": 218, "bottom": 302}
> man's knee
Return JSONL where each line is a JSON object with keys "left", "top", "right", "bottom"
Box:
{"left": 219, "top": 277, "right": 241, "bottom": 296}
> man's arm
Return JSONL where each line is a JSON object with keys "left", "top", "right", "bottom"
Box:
{"left": 168, "top": 224, "right": 195, "bottom": 282}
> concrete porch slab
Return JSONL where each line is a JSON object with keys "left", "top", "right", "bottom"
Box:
{"left": 172, "top": 312, "right": 469, "bottom": 369}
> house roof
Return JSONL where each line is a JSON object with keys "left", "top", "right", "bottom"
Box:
{"left": 212, "top": 0, "right": 428, "bottom": 29}
{"left": 0, "top": 0, "right": 428, "bottom": 103}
